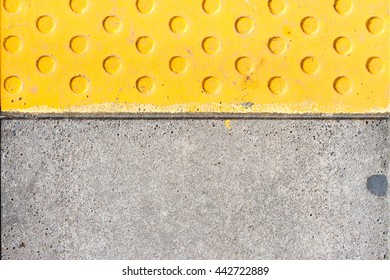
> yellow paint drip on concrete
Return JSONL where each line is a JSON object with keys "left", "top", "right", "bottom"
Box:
{"left": 1, "top": 0, "right": 389, "bottom": 114}
{"left": 224, "top": 120, "right": 232, "bottom": 131}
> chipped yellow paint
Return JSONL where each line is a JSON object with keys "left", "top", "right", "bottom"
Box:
{"left": 1, "top": 0, "right": 389, "bottom": 114}
{"left": 224, "top": 119, "right": 232, "bottom": 130}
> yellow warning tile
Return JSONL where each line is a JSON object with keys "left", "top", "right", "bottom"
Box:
{"left": 1, "top": 0, "right": 389, "bottom": 114}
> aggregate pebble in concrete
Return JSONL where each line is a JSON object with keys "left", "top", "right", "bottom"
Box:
{"left": 1, "top": 119, "right": 389, "bottom": 259}
{"left": 367, "top": 175, "right": 388, "bottom": 197}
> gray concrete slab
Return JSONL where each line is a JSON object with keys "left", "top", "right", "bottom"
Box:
{"left": 1, "top": 119, "right": 389, "bottom": 260}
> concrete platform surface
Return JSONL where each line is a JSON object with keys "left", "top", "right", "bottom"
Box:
{"left": 1, "top": 119, "right": 389, "bottom": 259}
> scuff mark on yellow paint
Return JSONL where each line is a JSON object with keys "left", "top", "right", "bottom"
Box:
{"left": 224, "top": 119, "right": 232, "bottom": 131}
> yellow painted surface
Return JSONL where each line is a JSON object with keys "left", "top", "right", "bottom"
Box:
{"left": 1, "top": 0, "right": 389, "bottom": 114}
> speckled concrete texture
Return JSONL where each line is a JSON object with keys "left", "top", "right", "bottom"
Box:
{"left": 1, "top": 119, "right": 389, "bottom": 260}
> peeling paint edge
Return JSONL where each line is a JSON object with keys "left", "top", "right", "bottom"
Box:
{"left": 1, "top": 101, "right": 389, "bottom": 119}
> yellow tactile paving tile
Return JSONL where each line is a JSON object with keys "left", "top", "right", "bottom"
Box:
{"left": 1, "top": 0, "right": 389, "bottom": 114}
